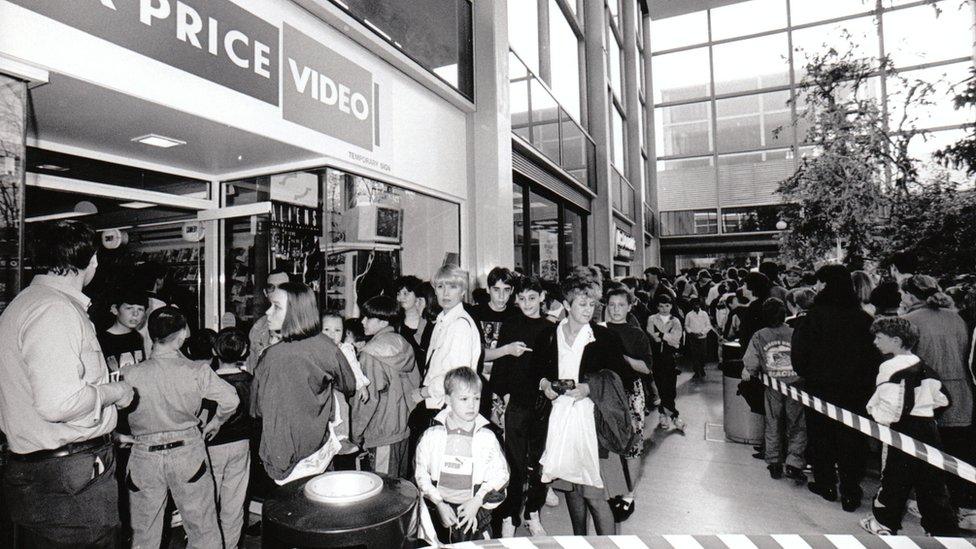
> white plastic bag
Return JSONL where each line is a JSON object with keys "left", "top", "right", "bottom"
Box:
{"left": 539, "top": 396, "right": 603, "bottom": 488}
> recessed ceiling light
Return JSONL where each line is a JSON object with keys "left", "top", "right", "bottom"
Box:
{"left": 131, "top": 134, "right": 186, "bottom": 148}
{"left": 35, "top": 164, "right": 69, "bottom": 172}
{"left": 120, "top": 201, "right": 155, "bottom": 209}
{"left": 24, "top": 211, "right": 91, "bottom": 223}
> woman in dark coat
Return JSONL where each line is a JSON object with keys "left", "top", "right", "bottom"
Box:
{"left": 792, "top": 264, "right": 881, "bottom": 512}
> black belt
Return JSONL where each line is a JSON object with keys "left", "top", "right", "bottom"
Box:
{"left": 146, "top": 440, "right": 185, "bottom": 452}
{"left": 9, "top": 435, "right": 111, "bottom": 462}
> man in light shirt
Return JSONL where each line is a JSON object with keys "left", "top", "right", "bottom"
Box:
{"left": 0, "top": 220, "right": 134, "bottom": 547}
{"left": 684, "top": 298, "right": 713, "bottom": 380}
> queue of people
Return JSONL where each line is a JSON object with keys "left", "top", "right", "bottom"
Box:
{"left": 1, "top": 220, "right": 974, "bottom": 547}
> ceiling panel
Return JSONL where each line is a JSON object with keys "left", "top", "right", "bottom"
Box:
{"left": 27, "top": 73, "right": 321, "bottom": 177}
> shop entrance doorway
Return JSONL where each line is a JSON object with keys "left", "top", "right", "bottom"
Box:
{"left": 24, "top": 150, "right": 214, "bottom": 330}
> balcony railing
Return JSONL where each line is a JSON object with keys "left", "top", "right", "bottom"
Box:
{"left": 510, "top": 50, "right": 596, "bottom": 193}
{"left": 611, "top": 168, "right": 636, "bottom": 220}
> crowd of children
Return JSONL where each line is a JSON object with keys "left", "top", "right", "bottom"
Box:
{"left": 49, "top": 253, "right": 976, "bottom": 545}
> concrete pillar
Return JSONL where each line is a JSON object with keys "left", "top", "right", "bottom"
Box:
{"left": 622, "top": 0, "right": 644, "bottom": 270}
{"left": 642, "top": 12, "right": 661, "bottom": 267}
{"left": 467, "top": 0, "right": 515, "bottom": 286}
{"left": 583, "top": 0, "right": 614, "bottom": 268}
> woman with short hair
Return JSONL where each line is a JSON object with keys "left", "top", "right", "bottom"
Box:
{"left": 251, "top": 282, "right": 358, "bottom": 483}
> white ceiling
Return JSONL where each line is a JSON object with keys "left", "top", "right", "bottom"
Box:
{"left": 649, "top": 0, "right": 752, "bottom": 20}
{"left": 27, "top": 74, "right": 322, "bottom": 178}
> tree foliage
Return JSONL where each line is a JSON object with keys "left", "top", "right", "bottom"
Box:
{"left": 777, "top": 39, "right": 975, "bottom": 275}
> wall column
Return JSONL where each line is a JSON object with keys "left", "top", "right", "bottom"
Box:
{"left": 642, "top": 11, "right": 661, "bottom": 267}
{"left": 467, "top": 0, "right": 514, "bottom": 286}
{"left": 583, "top": 0, "right": 613, "bottom": 268}
{"left": 622, "top": 0, "right": 644, "bottom": 270}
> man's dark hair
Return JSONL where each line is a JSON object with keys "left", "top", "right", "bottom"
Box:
{"left": 870, "top": 317, "right": 919, "bottom": 350}
{"left": 801, "top": 271, "right": 818, "bottom": 287}
{"left": 654, "top": 294, "right": 673, "bottom": 306}
{"left": 487, "top": 266, "right": 517, "bottom": 287}
{"left": 32, "top": 220, "right": 98, "bottom": 275}
{"left": 148, "top": 306, "right": 188, "bottom": 344}
{"left": 870, "top": 281, "right": 902, "bottom": 312}
{"left": 761, "top": 297, "right": 787, "bottom": 327}
{"left": 620, "top": 277, "right": 639, "bottom": 290}
{"left": 644, "top": 266, "right": 664, "bottom": 277}
{"left": 182, "top": 328, "right": 217, "bottom": 360}
{"left": 361, "top": 295, "right": 401, "bottom": 324}
{"left": 606, "top": 286, "right": 635, "bottom": 305}
{"left": 888, "top": 251, "right": 919, "bottom": 275}
{"left": 134, "top": 261, "right": 167, "bottom": 293}
{"left": 394, "top": 275, "right": 425, "bottom": 295}
{"left": 344, "top": 317, "right": 366, "bottom": 343}
{"left": 213, "top": 328, "right": 250, "bottom": 364}
{"left": 743, "top": 272, "right": 772, "bottom": 300}
{"left": 111, "top": 288, "right": 148, "bottom": 309}
{"left": 759, "top": 261, "right": 780, "bottom": 283}
{"left": 472, "top": 288, "right": 489, "bottom": 306}
{"left": 514, "top": 274, "right": 545, "bottom": 295}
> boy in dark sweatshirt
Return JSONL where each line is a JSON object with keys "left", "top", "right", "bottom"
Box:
{"left": 743, "top": 298, "right": 806, "bottom": 483}
{"left": 488, "top": 275, "right": 553, "bottom": 537}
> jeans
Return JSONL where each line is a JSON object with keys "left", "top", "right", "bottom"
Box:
{"left": 764, "top": 385, "right": 807, "bottom": 469}
{"left": 128, "top": 434, "right": 221, "bottom": 549}
{"left": 208, "top": 440, "right": 250, "bottom": 549}
{"left": 3, "top": 440, "right": 119, "bottom": 548}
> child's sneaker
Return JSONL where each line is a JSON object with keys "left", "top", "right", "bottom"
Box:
{"left": 784, "top": 465, "right": 807, "bottom": 485}
{"left": 500, "top": 517, "right": 516, "bottom": 538}
{"left": 545, "top": 487, "right": 559, "bottom": 507}
{"left": 768, "top": 463, "right": 783, "bottom": 479}
{"left": 525, "top": 511, "right": 547, "bottom": 536}
{"left": 671, "top": 417, "right": 686, "bottom": 434}
{"left": 859, "top": 515, "right": 893, "bottom": 535}
{"left": 658, "top": 414, "right": 672, "bottom": 430}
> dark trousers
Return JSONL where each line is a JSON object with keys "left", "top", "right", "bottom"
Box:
{"left": 496, "top": 400, "right": 549, "bottom": 526}
{"left": 407, "top": 404, "right": 441, "bottom": 478}
{"left": 806, "top": 410, "right": 866, "bottom": 498}
{"left": 686, "top": 336, "right": 707, "bottom": 376}
{"left": 3, "top": 441, "right": 119, "bottom": 548}
{"left": 652, "top": 349, "right": 679, "bottom": 417}
{"left": 874, "top": 418, "right": 957, "bottom": 535}
{"left": 938, "top": 424, "right": 976, "bottom": 510}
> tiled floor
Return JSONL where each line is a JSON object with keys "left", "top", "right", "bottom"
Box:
{"left": 526, "top": 364, "right": 924, "bottom": 538}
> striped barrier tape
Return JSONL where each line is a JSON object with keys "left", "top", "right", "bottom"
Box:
{"left": 759, "top": 373, "right": 976, "bottom": 485}
{"left": 456, "top": 534, "right": 976, "bottom": 549}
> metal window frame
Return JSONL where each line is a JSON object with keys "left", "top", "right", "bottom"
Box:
{"left": 648, "top": 0, "right": 975, "bottom": 241}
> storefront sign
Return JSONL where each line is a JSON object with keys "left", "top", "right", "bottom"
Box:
{"left": 9, "top": 0, "right": 280, "bottom": 106}
{"left": 282, "top": 24, "right": 377, "bottom": 151}
{"left": 615, "top": 228, "right": 636, "bottom": 260}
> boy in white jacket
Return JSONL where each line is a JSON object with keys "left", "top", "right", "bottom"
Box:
{"left": 415, "top": 367, "right": 508, "bottom": 543}
{"left": 860, "top": 317, "right": 957, "bottom": 536}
